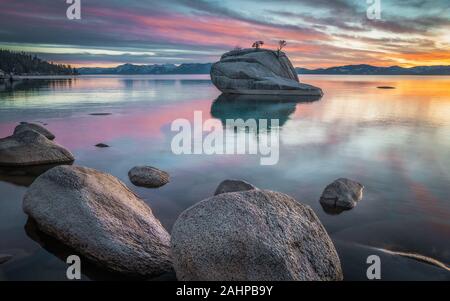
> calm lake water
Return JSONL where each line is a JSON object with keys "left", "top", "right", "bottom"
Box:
{"left": 0, "top": 75, "right": 449, "bottom": 280}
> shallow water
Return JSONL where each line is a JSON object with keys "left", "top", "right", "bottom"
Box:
{"left": 0, "top": 75, "right": 449, "bottom": 280}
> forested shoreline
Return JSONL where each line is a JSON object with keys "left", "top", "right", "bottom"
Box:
{"left": 0, "top": 50, "right": 78, "bottom": 76}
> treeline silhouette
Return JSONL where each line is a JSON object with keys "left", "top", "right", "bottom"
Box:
{"left": 0, "top": 50, "right": 78, "bottom": 75}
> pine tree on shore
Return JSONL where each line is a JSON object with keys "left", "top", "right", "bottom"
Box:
{"left": 0, "top": 50, "right": 78, "bottom": 75}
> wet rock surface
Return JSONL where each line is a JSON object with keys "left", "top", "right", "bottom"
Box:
{"left": 95, "top": 143, "right": 109, "bottom": 148}
{"left": 128, "top": 166, "right": 170, "bottom": 188}
{"left": 320, "top": 178, "right": 363, "bottom": 212}
{"left": 14, "top": 122, "right": 55, "bottom": 140}
{"left": 214, "top": 179, "right": 257, "bottom": 195}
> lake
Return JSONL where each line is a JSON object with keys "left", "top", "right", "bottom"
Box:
{"left": 0, "top": 75, "right": 449, "bottom": 280}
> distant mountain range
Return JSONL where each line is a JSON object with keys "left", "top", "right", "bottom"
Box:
{"left": 295, "top": 64, "right": 450, "bottom": 75}
{"left": 77, "top": 63, "right": 450, "bottom": 75}
{"left": 77, "top": 63, "right": 212, "bottom": 75}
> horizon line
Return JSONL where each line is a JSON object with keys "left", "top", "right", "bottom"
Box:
{"left": 74, "top": 62, "right": 450, "bottom": 70}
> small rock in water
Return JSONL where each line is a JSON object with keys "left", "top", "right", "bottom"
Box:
{"left": 214, "top": 179, "right": 257, "bottom": 195}
{"left": 377, "top": 86, "right": 395, "bottom": 89}
{"left": 23, "top": 165, "right": 172, "bottom": 277}
{"left": 320, "top": 178, "right": 363, "bottom": 212}
{"left": 171, "top": 189, "right": 343, "bottom": 281}
{"left": 128, "top": 166, "right": 170, "bottom": 188}
{"left": 89, "top": 113, "right": 112, "bottom": 116}
{"left": 0, "top": 130, "right": 74, "bottom": 166}
{"left": 95, "top": 143, "right": 109, "bottom": 148}
{"left": 14, "top": 122, "right": 55, "bottom": 140}
{"left": 0, "top": 254, "right": 13, "bottom": 264}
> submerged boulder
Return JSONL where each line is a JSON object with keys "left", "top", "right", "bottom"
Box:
{"left": 95, "top": 143, "right": 109, "bottom": 148}
{"left": 214, "top": 179, "right": 257, "bottom": 195}
{"left": 14, "top": 122, "right": 55, "bottom": 140}
{"left": 0, "top": 254, "right": 12, "bottom": 264}
{"left": 210, "top": 48, "right": 322, "bottom": 96}
{"left": 23, "top": 165, "right": 172, "bottom": 277}
{"left": 128, "top": 166, "right": 170, "bottom": 188}
{"left": 0, "top": 130, "right": 74, "bottom": 166}
{"left": 320, "top": 178, "right": 364, "bottom": 211}
{"left": 171, "top": 189, "right": 342, "bottom": 281}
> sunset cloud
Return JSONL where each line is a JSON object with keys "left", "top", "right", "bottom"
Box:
{"left": 0, "top": 0, "right": 448, "bottom": 68}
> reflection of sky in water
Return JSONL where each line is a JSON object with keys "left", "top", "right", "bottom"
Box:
{"left": 0, "top": 75, "right": 449, "bottom": 280}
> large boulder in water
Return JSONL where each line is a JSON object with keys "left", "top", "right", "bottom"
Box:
{"left": 210, "top": 48, "right": 322, "bottom": 96}
{"left": 14, "top": 122, "right": 55, "bottom": 140}
{"left": 23, "top": 165, "right": 172, "bottom": 277}
{"left": 171, "top": 189, "right": 343, "bottom": 281}
{"left": 0, "top": 130, "right": 74, "bottom": 166}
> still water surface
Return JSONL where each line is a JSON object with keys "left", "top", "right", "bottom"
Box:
{"left": 0, "top": 75, "right": 449, "bottom": 280}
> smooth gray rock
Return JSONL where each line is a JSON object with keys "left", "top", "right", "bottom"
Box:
{"left": 14, "top": 122, "right": 55, "bottom": 140}
{"left": 320, "top": 178, "right": 364, "bottom": 210}
{"left": 171, "top": 189, "right": 343, "bottom": 281}
{"left": 0, "top": 130, "right": 74, "bottom": 166}
{"left": 23, "top": 165, "right": 172, "bottom": 277}
{"left": 128, "top": 166, "right": 169, "bottom": 188}
{"left": 214, "top": 179, "right": 256, "bottom": 195}
{"left": 210, "top": 48, "right": 322, "bottom": 96}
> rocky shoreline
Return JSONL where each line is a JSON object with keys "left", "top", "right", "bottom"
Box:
{"left": 0, "top": 123, "right": 350, "bottom": 280}
{"left": 1, "top": 122, "right": 448, "bottom": 280}
{"left": 21, "top": 165, "right": 346, "bottom": 280}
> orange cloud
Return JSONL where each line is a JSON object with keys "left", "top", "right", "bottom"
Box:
{"left": 387, "top": 51, "right": 450, "bottom": 67}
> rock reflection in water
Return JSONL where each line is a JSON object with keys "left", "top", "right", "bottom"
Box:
{"left": 0, "top": 78, "right": 74, "bottom": 93}
{"left": 24, "top": 218, "right": 176, "bottom": 281}
{"left": 0, "top": 163, "right": 71, "bottom": 187}
{"left": 210, "top": 93, "right": 322, "bottom": 129}
{"left": 320, "top": 203, "right": 347, "bottom": 215}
